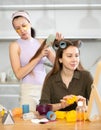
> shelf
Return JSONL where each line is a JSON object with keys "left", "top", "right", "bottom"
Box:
{"left": 0, "top": 35, "right": 101, "bottom": 41}
{"left": 0, "top": 4, "right": 101, "bottom": 10}
{"left": 0, "top": 82, "right": 20, "bottom": 86}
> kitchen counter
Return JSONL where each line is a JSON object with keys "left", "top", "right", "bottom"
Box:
{"left": 0, "top": 80, "right": 20, "bottom": 84}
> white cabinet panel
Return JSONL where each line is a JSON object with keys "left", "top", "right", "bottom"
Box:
{"left": 0, "top": 83, "right": 20, "bottom": 110}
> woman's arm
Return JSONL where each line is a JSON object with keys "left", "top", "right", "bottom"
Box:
{"left": 9, "top": 42, "right": 48, "bottom": 80}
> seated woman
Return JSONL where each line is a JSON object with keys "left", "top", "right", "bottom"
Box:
{"left": 39, "top": 39, "right": 93, "bottom": 111}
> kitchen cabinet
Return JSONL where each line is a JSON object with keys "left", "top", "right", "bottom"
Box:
{"left": 0, "top": 82, "right": 20, "bottom": 110}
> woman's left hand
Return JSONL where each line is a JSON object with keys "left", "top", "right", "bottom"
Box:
{"left": 77, "top": 95, "right": 86, "bottom": 102}
{"left": 77, "top": 95, "right": 87, "bottom": 110}
{"left": 56, "top": 32, "right": 64, "bottom": 41}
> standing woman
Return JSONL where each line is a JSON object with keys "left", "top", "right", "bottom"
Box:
{"left": 9, "top": 10, "right": 55, "bottom": 84}
{"left": 40, "top": 40, "right": 93, "bottom": 111}
{"left": 9, "top": 10, "right": 61, "bottom": 110}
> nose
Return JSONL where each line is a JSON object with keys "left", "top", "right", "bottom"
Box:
{"left": 72, "top": 56, "right": 78, "bottom": 61}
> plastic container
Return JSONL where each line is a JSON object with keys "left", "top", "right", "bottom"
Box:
{"left": 76, "top": 101, "right": 85, "bottom": 122}
{"left": 36, "top": 104, "right": 52, "bottom": 115}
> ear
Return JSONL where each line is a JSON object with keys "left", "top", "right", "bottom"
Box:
{"left": 59, "top": 58, "right": 62, "bottom": 63}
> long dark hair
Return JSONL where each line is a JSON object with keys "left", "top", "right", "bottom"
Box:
{"left": 31, "top": 27, "right": 36, "bottom": 38}
{"left": 29, "top": 39, "right": 46, "bottom": 62}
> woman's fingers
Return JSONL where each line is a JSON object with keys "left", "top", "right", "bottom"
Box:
{"left": 56, "top": 32, "right": 64, "bottom": 41}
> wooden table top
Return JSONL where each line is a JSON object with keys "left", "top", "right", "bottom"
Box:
{"left": 0, "top": 116, "right": 101, "bottom": 130}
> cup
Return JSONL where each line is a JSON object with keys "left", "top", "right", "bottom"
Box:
{"left": 0, "top": 72, "right": 6, "bottom": 82}
{"left": 22, "top": 104, "right": 29, "bottom": 114}
{"left": 36, "top": 104, "right": 52, "bottom": 115}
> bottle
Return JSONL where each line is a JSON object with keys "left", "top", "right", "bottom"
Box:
{"left": 76, "top": 101, "right": 85, "bottom": 122}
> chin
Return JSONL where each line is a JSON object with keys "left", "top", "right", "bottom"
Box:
{"left": 70, "top": 67, "right": 76, "bottom": 71}
{"left": 22, "top": 36, "right": 28, "bottom": 40}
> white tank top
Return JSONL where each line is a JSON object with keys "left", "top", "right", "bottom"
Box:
{"left": 17, "top": 38, "right": 47, "bottom": 85}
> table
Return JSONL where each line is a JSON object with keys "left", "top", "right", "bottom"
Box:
{"left": 0, "top": 117, "right": 101, "bottom": 130}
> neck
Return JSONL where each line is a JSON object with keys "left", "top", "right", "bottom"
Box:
{"left": 61, "top": 69, "right": 74, "bottom": 88}
{"left": 61, "top": 68, "right": 74, "bottom": 78}
{"left": 21, "top": 35, "right": 32, "bottom": 40}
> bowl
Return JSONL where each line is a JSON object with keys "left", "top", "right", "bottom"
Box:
{"left": 36, "top": 104, "right": 52, "bottom": 115}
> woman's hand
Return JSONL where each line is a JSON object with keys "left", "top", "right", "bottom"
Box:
{"left": 40, "top": 45, "right": 49, "bottom": 58}
{"left": 62, "top": 95, "right": 86, "bottom": 103}
{"left": 77, "top": 95, "right": 86, "bottom": 102}
{"left": 77, "top": 95, "right": 87, "bottom": 110}
{"left": 56, "top": 32, "right": 64, "bottom": 41}
{"left": 61, "top": 94, "right": 87, "bottom": 110}
{"left": 60, "top": 95, "right": 75, "bottom": 108}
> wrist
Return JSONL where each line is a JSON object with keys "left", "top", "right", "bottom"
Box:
{"left": 57, "top": 103, "right": 62, "bottom": 109}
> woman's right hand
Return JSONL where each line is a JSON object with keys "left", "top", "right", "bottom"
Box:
{"left": 60, "top": 95, "right": 75, "bottom": 108}
{"left": 40, "top": 45, "right": 49, "bottom": 58}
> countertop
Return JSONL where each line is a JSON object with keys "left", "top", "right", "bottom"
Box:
{"left": 0, "top": 81, "right": 20, "bottom": 86}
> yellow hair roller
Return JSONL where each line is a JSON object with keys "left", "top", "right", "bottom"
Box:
{"left": 65, "top": 110, "right": 76, "bottom": 122}
{"left": 55, "top": 111, "right": 66, "bottom": 119}
{"left": 66, "top": 95, "right": 77, "bottom": 105}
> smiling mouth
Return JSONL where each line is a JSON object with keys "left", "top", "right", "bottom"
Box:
{"left": 70, "top": 64, "right": 77, "bottom": 67}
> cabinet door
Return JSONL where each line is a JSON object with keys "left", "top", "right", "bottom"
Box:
{"left": 0, "top": 95, "right": 20, "bottom": 109}
{"left": 0, "top": 84, "right": 20, "bottom": 109}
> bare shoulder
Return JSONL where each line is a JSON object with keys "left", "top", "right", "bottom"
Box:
{"left": 9, "top": 41, "right": 20, "bottom": 55}
{"left": 9, "top": 41, "right": 19, "bottom": 49}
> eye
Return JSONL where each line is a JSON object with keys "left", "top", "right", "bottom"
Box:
{"left": 75, "top": 54, "right": 79, "bottom": 57}
{"left": 68, "top": 56, "right": 72, "bottom": 57}
{"left": 22, "top": 24, "right": 28, "bottom": 30}
{"left": 67, "top": 54, "right": 72, "bottom": 57}
{"left": 22, "top": 24, "right": 27, "bottom": 28}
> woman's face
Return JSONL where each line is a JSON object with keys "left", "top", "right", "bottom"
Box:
{"left": 59, "top": 46, "right": 80, "bottom": 71}
{"left": 13, "top": 17, "right": 31, "bottom": 40}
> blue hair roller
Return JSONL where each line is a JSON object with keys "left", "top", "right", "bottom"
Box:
{"left": 46, "top": 111, "right": 56, "bottom": 121}
{"left": 59, "top": 41, "right": 67, "bottom": 49}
